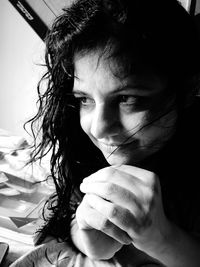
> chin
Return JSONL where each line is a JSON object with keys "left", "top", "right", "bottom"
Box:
{"left": 103, "top": 153, "right": 132, "bottom": 166}
{"left": 102, "top": 148, "right": 148, "bottom": 166}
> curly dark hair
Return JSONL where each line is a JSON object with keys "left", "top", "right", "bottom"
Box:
{"left": 28, "top": 0, "right": 200, "bottom": 243}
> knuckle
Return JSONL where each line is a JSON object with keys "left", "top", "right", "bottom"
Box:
{"left": 99, "top": 218, "right": 110, "bottom": 231}
{"left": 106, "top": 167, "right": 116, "bottom": 176}
{"left": 147, "top": 173, "right": 156, "bottom": 185}
{"left": 143, "top": 171, "right": 157, "bottom": 186}
{"left": 100, "top": 166, "right": 116, "bottom": 180}
{"left": 108, "top": 205, "right": 118, "bottom": 219}
{"left": 105, "top": 183, "right": 116, "bottom": 195}
{"left": 145, "top": 175, "right": 159, "bottom": 195}
{"left": 143, "top": 202, "right": 151, "bottom": 214}
{"left": 143, "top": 191, "right": 154, "bottom": 210}
{"left": 145, "top": 188, "right": 154, "bottom": 201}
{"left": 149, "top": 182, "right": 159, "bottom": 197}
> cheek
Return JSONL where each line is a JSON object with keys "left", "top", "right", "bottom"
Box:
{"left": 121, "top": 111, "right": 147, "bottom": 135}
{"left": 80, "top": 113, "right": 90, "bottom": 135}
{"left": 137, "top": 110, "right": 177, "bottom": 142}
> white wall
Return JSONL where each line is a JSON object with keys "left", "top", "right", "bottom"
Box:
{"left": 0, "top": 0, "right": 45, "bottom": 140}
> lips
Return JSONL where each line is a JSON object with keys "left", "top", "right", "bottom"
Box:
{"left": 98, "top": 142, "right": 118, "bottom": 149}
{"left": 97, "top": 138, "right": 139, "bottom": 156}
{"left": 99, "top": 138, "right": 137, "bottom": 147}
{"left": 97, "top": 143, "right": 118, "bottom": 155}
{"left": 100, "top": 142, "right": 119, "bottom": 147}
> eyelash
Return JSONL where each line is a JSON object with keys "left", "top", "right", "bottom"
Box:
{"left": 76, "top": 97, "right": 95, "bottom": 106}
{"left": 74, "top": 95, "right": 142, "bottom": 110}
{"left": 117, "top": 95, "right": 138, "bottom": 105}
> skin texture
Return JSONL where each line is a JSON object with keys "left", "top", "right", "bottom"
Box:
{"left": 71, "top": 50, "right": 177, "bottom": 262}
{"left": 76, "top": 165, "right": 169, "bottom": 260}
{"left": 73, "top": 51, "right": 177, "bottom": 166}
{"left": 70, "top": 50, "right": 200, "bottom": 266}
{"left": 25, "top": 0, "right": 200, "bottom": 265}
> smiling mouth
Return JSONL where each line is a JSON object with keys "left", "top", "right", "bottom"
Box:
{"left": 98, "top": 143, "right": 118, "bottom": 155}
{"left": 99, "top": 139, "right": 138, "bottom": 148}
{"left": 101, "top": 143, "right": 119, "bottom": 147}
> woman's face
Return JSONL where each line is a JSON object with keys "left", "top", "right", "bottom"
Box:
{"left": 73, "top": 50, "right": 177, "bottom": 166}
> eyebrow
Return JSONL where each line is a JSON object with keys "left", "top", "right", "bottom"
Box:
{"left": 72, "top": 90, "right": 89, "bottom": 95}
{"left": 73, "top": 85, "right": 156, "bottom": 96}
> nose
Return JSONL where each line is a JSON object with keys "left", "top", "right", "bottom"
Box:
{"left": 90, "top": 103, "right": 119, "bottom": 139}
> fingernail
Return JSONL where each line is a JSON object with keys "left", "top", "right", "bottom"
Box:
{"left": 80, "top": 183, "right": 86, "bottom": 192}
{"left": 82, "top": 176, "right": 90, "bottom": 183}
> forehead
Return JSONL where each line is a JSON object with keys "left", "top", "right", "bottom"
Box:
{"left": 73, "top": 50, "right": 168, "bottom": 95}
{"left": 74, "top": 51, "right": 113, "bottom": 80}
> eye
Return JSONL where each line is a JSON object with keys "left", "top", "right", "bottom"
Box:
{"left": 118, "top": 95, "right": 138, "bottom": 105}
{"left": 117, "top": 95, "right": 150, "bottom": 112}
{"left": 75, "top": 96, "right": 95, "bottom": 107}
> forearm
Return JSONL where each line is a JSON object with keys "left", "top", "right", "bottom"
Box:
{"left": 143, "top": 222, "right": 200, "bottom": 267}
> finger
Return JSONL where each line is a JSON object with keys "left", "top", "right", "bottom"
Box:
{"left": 83, "top": 166, "right": 154, "bottom": 195}
{"left": 115, "top": 166, "right": 159, "bottom": 196}
{"left": 80, "top": 181, "right": 146, "bottom": 214}
{"left": 76, "top": 197, "right": 132, "bottom": 245}
{"left": 85, "top": 194, "right": 149, "bottom": 239}
{"left": 115, "top": 165, "right": 156, "bottom": 186}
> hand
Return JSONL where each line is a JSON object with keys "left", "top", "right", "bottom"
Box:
{"left": 74, "top": 193, "right": 131, "bottom": 259}
{"left": 79, "top": 165, "right": 172, "bottom": 254}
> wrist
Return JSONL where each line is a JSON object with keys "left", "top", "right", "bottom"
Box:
{"left": 134, "top": 219, "right": 174, "bottom": 255}
{"left": 138, "top": 222, "right": 200, "bottom": 267}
